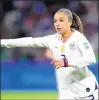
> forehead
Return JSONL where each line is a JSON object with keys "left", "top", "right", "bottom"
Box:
{"left": 54, "top": 12, "right": 68, "bottom": 19}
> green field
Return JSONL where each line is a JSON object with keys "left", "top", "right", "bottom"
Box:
{"left": 1, "top": 91, "right": 58, "bottom": 100}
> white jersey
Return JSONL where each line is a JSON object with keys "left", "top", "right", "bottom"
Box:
{"left": 1, "top": 29, "right": 97, "bottom": 98}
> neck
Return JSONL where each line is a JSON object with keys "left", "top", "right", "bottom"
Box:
{"left": 61, "top": 30, "right": 72, "bottom": 41}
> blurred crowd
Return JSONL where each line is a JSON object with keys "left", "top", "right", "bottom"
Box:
{"left": 1, "top": 0, "right": 98, "bottom": 61}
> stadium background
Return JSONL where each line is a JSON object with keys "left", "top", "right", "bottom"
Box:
{"left": 1, "top": 0, "right": 98, "bottom": 99}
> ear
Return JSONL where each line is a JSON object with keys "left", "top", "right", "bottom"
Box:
{"left": 69, "top": 20, "right": 72, "bottom": 27}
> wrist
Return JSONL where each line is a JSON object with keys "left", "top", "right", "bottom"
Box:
{"left": 62, "top": 58, "right": 68, "bottom": 67}
{"left": 64, "top": 59, "right": 76, "bottom": 68}
{"left": 65, "top": 59, "right": 68, "bottom": 67}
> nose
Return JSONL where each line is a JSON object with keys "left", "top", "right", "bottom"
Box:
{"left": 55, "top": 22, "right": 60, "bottom": 27}
{"left": 56, "top": 24, "right": 60, "bottom": 27}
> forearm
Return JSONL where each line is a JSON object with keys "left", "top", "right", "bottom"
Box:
{"left": 68, "top": 55, "right": 96, "bottom": 68}
{"left": 1, "top": 37, "right": 34, "bottom": 48}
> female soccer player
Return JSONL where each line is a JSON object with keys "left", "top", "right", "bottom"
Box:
{"left": 1, "top": 8, "right": 98, "bottom": 99}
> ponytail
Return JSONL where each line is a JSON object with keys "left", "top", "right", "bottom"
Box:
{"left": 71, "top": 12, "right": 83, "bottom": 33}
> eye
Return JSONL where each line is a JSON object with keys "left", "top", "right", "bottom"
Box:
{"left": 60, "top": 19, "right": 64, "bottom": 22}
{"left": 54, "top": 20, "right": 57, "bottom": 23}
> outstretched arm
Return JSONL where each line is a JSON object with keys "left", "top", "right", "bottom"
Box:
{"left": 1, "top": 36, "right": 50, "bottom": 48}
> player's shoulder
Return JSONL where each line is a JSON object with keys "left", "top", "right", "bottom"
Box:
{"left": 73, "top": 29, "right": 87, "bottom": 41}
{"left": 73, "top": 30, "right": 91, "bottom": 49}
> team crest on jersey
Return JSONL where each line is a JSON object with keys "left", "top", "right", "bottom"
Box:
{"left": 69, "top": 42, "right": 76, "bottom": 50}
{"left": 60, "top": 45, "right": 65, "bottom": 53}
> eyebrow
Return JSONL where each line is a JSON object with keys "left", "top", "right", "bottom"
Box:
{"left": 54, "top": 17, "right": 64, "bottom": 20}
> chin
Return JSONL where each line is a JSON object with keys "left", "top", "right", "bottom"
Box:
{"left": 58, "top": 32, "right": 63, "bottom": 35}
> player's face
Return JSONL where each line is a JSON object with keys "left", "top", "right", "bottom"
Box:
{"left": 54, "top": 12, "right": 72, "bottom": 35}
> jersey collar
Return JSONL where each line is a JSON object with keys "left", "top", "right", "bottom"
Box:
{"left": 57, "top": 29, "right": 76, "bottom": 43}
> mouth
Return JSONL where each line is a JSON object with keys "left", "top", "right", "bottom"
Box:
{"left": 57, "top": 28, "right": 61, "bottom": 31}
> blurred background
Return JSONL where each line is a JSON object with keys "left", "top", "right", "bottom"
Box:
{"left": 1, "top": 0, "right": 98, "bottom": 99}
